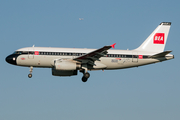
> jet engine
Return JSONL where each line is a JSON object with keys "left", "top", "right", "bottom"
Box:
{"left": 54, "top": 59, "right": 79, "bottom": 70}
{"left": 52, "top": 59, "right": 79, "bottom": 76}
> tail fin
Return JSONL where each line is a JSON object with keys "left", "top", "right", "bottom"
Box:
{"left": 135, "top": 22, "right": 171, "bottom": 52}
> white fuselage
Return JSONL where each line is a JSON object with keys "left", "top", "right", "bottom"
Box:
{"left": 15, "top": 47, "right": 173, "bottom": 70}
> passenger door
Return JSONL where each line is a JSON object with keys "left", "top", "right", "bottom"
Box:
{"left": 132, "top": 52, "right": 138, "bottom": 62}
{"left": 28, "top": 50, "right": 34, "bottom": 59}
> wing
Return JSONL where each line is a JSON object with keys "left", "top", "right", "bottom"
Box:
{"left": 73, "top": 43, "right": 116, "bottom": 65}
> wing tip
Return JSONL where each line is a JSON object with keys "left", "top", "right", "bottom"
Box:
{"left": 110, "top": 43, "right": 116, "bottom": 48}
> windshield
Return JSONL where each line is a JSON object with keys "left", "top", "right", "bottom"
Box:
{"left": 13, "top": 51, "right": 29, "bottom": 54}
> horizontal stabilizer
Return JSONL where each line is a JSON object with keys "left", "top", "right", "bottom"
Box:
{"left": 149, "top": 51, "right": 172, "bottom": 58}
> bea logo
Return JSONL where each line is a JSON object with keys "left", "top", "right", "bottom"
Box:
{"left": 153, "top": 33, "right": 165, "bottom": 44}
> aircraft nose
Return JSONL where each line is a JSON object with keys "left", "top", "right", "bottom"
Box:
{"left": 5, "top": 54, "right": 17, "bottom": 65}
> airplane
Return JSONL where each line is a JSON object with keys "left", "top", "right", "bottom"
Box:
{"left": 6, "top": 22, "right": 174, "bottom": 82}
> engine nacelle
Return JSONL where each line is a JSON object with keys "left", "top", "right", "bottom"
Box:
{"left": 52, "top": 68, "right": 77, "bottom": 76}
{"left": 54, "top": 59, "right": 78, "bottom": 71}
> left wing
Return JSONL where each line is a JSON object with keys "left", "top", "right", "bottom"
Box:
{"left": 73, "top": 43, "right": 116, "bottom": 65}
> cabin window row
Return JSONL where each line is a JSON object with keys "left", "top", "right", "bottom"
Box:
{"left": 39, "top": 52, "right": 85, "bottom": 56}
{"left": 14, "top": 51, "right": 149, "bottom": 58}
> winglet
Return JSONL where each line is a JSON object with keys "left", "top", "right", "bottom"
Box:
{"left": 110, "top": 43, "right": 116, "bottom": 48}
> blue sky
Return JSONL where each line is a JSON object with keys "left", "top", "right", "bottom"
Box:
{"left": 0, "top": 0, "right": 180, "bottom": 120}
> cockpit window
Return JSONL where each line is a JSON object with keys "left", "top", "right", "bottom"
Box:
{"left": 13, "top": 51, "right": 28, "bottom": 54}
{"left": 13, "top": 51, "right": 21, "bottom": 54}
{"left": 22, "top": 51, "right": 28, "bottom": 54}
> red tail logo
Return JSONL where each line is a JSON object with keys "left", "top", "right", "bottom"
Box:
{"left": 153, "top": 33, "right": 164, "bottom": 44}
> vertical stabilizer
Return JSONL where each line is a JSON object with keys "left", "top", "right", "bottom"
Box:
{"left": 135, "top": 22, "right": 171, "bottom": 52}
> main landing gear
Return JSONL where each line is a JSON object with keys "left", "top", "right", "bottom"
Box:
{"left": 82, "top": 72, "right": 90, "bottom": 82}
{"left": 28, "top": 66, "right": 33, "bottom": 78}
{"left": 80, "top": 67, "right": 90, "bottom": 82}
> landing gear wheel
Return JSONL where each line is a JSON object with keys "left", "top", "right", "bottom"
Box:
{"left": 81, "top": 72, "right": 90, "bottom": 82}
{"left": 28, "top": 74, "right": 32, "bottom": 78}
{"left": 82, "top": 77, "right": 88, "bottom": 82}
{"left": 84, "top": 72, "right": 90, "bottom": 78}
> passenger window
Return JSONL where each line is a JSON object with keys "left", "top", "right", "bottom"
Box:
{"left": 29, "top": 51, "right": 34, "bottom": 54}
{"left": 133, "top": 55, "right": 137, "bottom": 58}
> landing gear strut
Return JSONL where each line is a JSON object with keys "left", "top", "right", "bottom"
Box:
{"left": 80, "top": 66, "right": 90, "bottom": 82}
{"left": 28, "top": 66, "right": 33, "bottom": 78}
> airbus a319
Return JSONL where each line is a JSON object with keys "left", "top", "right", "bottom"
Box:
{"left": 6, "top": 22, "right": 174, "bottom": 82}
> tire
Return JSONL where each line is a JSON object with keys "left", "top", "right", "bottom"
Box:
{"left": 82, "top": 77, "right": 88, "bottom": 82}
{"left": 84, "top": 72, "right": 90, "bottom": 78}
{"left": 28, "top": 74, "right": 32, "bottom": 78}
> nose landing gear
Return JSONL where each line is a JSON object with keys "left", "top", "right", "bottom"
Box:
{"left": 28, "top": 66, "right": 33, "bottom": 78}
